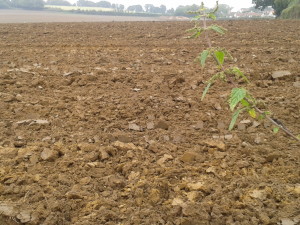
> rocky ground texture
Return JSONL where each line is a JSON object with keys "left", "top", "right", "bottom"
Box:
{"left": 0, "top": 20, "right": 300, "bottom": 225}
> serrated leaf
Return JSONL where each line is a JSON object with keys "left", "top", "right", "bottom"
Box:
{"left": 188, "top": 32, "right": 200, "bottom": 39}
{"left": 191, "top": 15, "right": 203, "bottom": 21}
{"left": 208, "top": 13, "right": 217, "bottom": 20}
{"left": 200, "top": 50, "right": 210, "bottom": 67}
{"left": 248, "top": 108, "right": 256, "bottom": 118}
{"left": 214, "top": 50, "right": 225, "bottom": 66}
{"left": 273, "top": 127, "right": 279, "bottom": 134}
{"left": 229, "top": 88, "right": 247, "bottom": 111}
{"left": 209, "top": 25, "right": 226, "bottom": 35}
{"left": 186, "top": 27, "right": 204, "bottom": 38}
{"left": 229, "top": 108, "right": 244, "bottom": 130}
{"left": 201, "top": 83, "right": 212, "bottom": 101}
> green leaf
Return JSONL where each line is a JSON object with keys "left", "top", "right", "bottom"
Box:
{"left": 208, "top": 13, "right": 217, "bottom": 20}
{"left": 189, "top": 32, "right": 200, "bottom": 39}
{"left": 200, "top": 50, "right": 210, "bottom": 67}
{"left": 296, "top": 134, "right": 300, "bottom": 140}
{"left": 229, "top": 88, "right": 247, "bottom": 111}
{"left": 209, "top": 25, "right": 226, "bottom": 35}
{"left": 192, "top": 15, "right": 201, "bottom": 20}
{"left": 186, "top": 27, "right": 204, "bottom": 38}
{"left": 229, "top": 108, "right": 244, "bottom": 130}
{"left": 273, "top": 127, "right": 279, "bottom": 134}
{"left": 240, "top": 99, "right": 250, "bottom": 107}
{"left": 248, "top": 108, "right": 256, "bottom": 118}
{"left": 214, "top": 50, "right": 225, "bottom": 66}
{"left": 201, "top": 83, "right": 212, "bottom": 101}
{"left": 191, "top": 15, "right": 205, "bottom": 20}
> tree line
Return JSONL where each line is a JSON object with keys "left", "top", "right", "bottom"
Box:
{"left": 0, "top": 0, "right": 44, "bottom": 9}
{"left": 0, "top": 0, "right": 299, "bottom": 18}
{"left": 0, "top": 0, "right": 170, "bottom": 13}
{"left": 0, "top": 0, "right": 230, "bottom": 16}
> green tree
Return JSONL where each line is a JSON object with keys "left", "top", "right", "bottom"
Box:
{"left": 281, "top": 0, "right": 300, "bottom": 18}
{"left": 11, "top": 0, "right": 44, "bottom": 9}
{"left": 111, "top": 3, "right": 124, "bottom": 11}
{"left": 160, "top": 5, "right": 167, "bottom": 14}
{"left": 253, "top": 0, "right": 297, "bottom": 17}
{"left": 167, "top": 8, "right": 175, "bottom": 14}
{"left": 118, "top": 4, "right": 124, "bottom": 11}
{"left": 0, "top": 0, "right": 11, "bottom": 8}
{"left": 145, "top": 4, "right": 154, "bottom": 12}
{"left": 96, "top": 1, "right": 111, "bottom": 8}
{"left": 127, "top": 5, "right": 144, "bottom": 13}
{"left": 144, "top": 4, "right": 166, "bottom": 14}
{"left": 274, "top": 0, "right": 293, "bottom": 16}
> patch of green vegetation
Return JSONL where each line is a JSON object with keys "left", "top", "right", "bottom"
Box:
{"left": 281, "top": 0, "right": 300, "bottom": 19}
{"left": 188, "top": 1, "right": 300, "bottom": 140}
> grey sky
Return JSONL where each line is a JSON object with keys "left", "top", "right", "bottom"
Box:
{"left": 67, "top": 0, "right": 254, "bottom": 11}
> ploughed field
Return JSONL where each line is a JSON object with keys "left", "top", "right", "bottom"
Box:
{"left": 0, "top": 20, "right": 299, "bottom": 225}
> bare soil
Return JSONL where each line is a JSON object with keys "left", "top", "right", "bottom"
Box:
{"left": 0, "top": 20, "right": 299, "bottom": 225}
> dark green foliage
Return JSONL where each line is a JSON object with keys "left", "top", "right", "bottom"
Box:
{"left": 281, "top": 3, "right": 300, "bottom": 18}
{"left": 253, "top": 0, "right": 300, "bottom": 17}
{"left": 280, "top": 0, "right": 300, "bottom": 18}
{"left": 274, "top": 0, "right": 293, "bottom": 17}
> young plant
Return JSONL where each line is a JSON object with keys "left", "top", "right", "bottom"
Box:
{"left": 187, "top": 2, "right": 299, "bottom": 141}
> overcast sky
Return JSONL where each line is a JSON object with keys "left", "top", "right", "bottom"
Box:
{"left": 68, "top": 0, "right": 254, "bottom": 11}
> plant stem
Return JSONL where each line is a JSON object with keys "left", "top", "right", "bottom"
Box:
{"left": 253, "top": 106, "right": 300, "bottom": 141}
{"left": 203, "top": 17, "right": 212, "bottom": 48}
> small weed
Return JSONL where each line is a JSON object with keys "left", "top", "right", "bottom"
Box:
{"left": 187, "top": 1, "right": 299, "bottom": 141}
